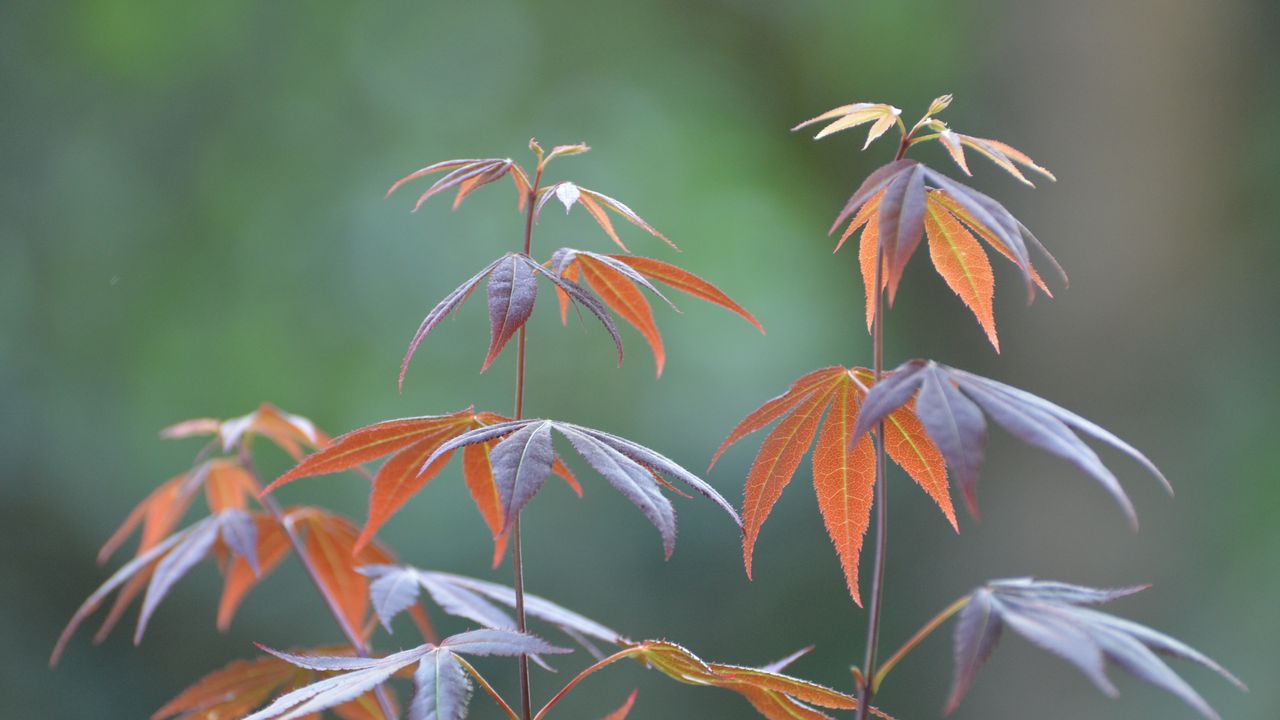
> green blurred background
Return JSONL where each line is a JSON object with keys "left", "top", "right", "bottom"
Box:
{"left": 3, "top": 1, "right": 1277, "bottom": 718}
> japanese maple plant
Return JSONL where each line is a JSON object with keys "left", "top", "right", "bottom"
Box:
{"left": 51, "top": 98, "right": 1245, "bottom": 720}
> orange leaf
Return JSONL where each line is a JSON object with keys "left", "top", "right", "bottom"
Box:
{"left": 925, "top": 193, "right": 999, "bottom": 351}
{"left": 709, "top": 367, "right": 845, "bottom": 470}
{"left": 811, "top": 379, "right": 877, "bottom": 606}
{"left": 859, "top": 205, "right": 887, "bottom": 332}
{"left": 268, "top": 411, "right": 472, "bottom": 493}
{"left": 151, "top": 654, "right": 303, "bottom": 720}
{"left": 290, "top": 510, "right": 392, "bottom": 640}
{"left": 612, "top": 255, "right": 764, "bottom": 334}
{"left": 204, "top": 460, "right": 258, "bottom": 513}
{"left": 600, "top": 689, "right": 638, "bottom": 720}
{"left": 462, "top": 442, "right": 510, "bottom": 567}
{"left": 217, "top": 515, "right": 292, "bottom": 631}
{"left": 556, "top": 261, "right": 581, "bottom": 324}
{"left": 355, "top": 431, "right": 458, "bottom": 552}
{"left": 742, "top": 382, "right": 839, "bottom": 578}
{"left": 835, "top": 188, "right": 884, "bottom": 254}
{"left": 578, "top": 192, "right": 628, "bottom": 252}
{"left": 580, "top": 255, "right": 665, "bottom": 376}
{"left": 932, "top": 190, "right": 1053, "bottom": 296}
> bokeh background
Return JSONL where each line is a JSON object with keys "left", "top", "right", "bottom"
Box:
{"left": 3, "top": 1, "right": 1277, "bottom": 718}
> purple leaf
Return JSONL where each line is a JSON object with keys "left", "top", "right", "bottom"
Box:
{"left": 946, "top": 578, "right": 1245, "bottom": 719}
{"left": 364, "top": 565, "right": 423, "bottom": 632}
{"left": 558, "top": 425, "right": 677, "bottom": 558}
{"left": 400, "top": 257, "right": 503, "bottom": 389}
{"left": 957, "top": 378, "right": 1138, "bottom": 528}
{"left": 945, "top": 589, "right": 1004, "bottom": 715}
{"left": 830, "top": 159, "right": 917, "bottom": 234}
{"left": 482, "top": 254, "right": 539, "bottom": 372}
{"left": 419, "top": 570, "right": 622, "bottom": 644}
{"left": 416, "top": 572, "right": 515, "bottom": 631}
{"left": 878, "top": 162, "right": 926, "bottom": 301}
{"left": 913, "top": 364, "right": 988, "bottom": 517}
{"left": 560, "top": 422, "right": 741, "bottom": 526}
{"left": 953, "top": 369, "right": 1171, "bottom": 495}
{"left": 135, "top": 516, "right": 221, "bottom": 644}
{"left": 218, "top": 509, "right": 259, "bottom": 575}
{"left": 849, "top": 359, "right": 928, "bottom": 445}
{"left": 51, "top": 523, "right": 191, "bottom": 666}
{"left": 246, "top": 644, "right": 432, "bottom": 720}
{"left": 441, "top": 628, "right": 572, "bottom": 657}
{"left": 490, "top": 420, "right": 556, "bottom": 529}
{"left": 411, "top": 649, "right": 472, "bottom": 720}
{"left": 524, "top": 258, "right": 624, "bottom": 365}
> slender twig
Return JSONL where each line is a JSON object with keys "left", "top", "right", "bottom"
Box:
{"left": 457, "top": 655, "right": 521, "bottom": 720}
{"left": 239, "top": 445, "right": 399, "bottom": 720}
{"left": 534, "top": 647, "right": 644, "bottom": 720}
{"left": 872, "top": 595, "right": 970, "bottom": 692}
{"left": 511, "top": 163, "right": 544, "bottom": 720}
{"left": 855, "top": 136, "right": 912, "bottom": 720}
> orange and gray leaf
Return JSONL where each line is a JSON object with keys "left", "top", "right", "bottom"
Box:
{"left": 356, "top": 434, "right": 459, "bottom": 552}
{"left": 580, "top": 188, "right": 677, "bottom": 250}
{"left": 218, "top": 515, "right": 292, "bottom": 631}
{"left": 151, "top": 654, "right": 302, "bottom": 720}
{"left": 612, "top": 255, "right": 764, "bottom": 334}
{"left": 922, "top": 169, "right": 1034, "bottom": 298}
{"left": 400, "top": 258, "right": 503, "bottom": 389}
{"left": 482, "top": 254, "right": 539, "bottom": 372}
{"left": 830, "top": 159, "right": 917, "bottom": 235}
{"left": 246, "top": 644, "right": 433, "bottom": 720}
{"left": 742, "top": 386, "right": 837, "bottom": 578}
{"left": 912, "top": 364, "right": 987, "bottom": 518}
{"left": 925, "top": 193, "right": 999, "bottom": 350}
{"left": 524, "top": 258, "right": 624, "bottom": 365}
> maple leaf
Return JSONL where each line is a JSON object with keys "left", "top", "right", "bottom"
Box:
{"left": 247, "top": 630, "right": 570, "bottom": 720}
{"left": 710, "top": 366, "right": 954, "bottom": 605}
{"left": 536, "top": 640, "right": 896, "bottom": 720}
{"left": 420, "top": 419, "right": 741, "bottom": 559}
{"left": 850, "top": 360, "right": 1171, "bottom": 527}
{"left": 162, "top": 403, "right": 328, "bottom": 461}
{"left": 534, "top": 181, "right": 678, "bottom": 252}
{"left": 387, "top": 157, "right": 531, "bottom": 213}
{"left": 152, "top": 649, "right": 393, "bottom": 720}
{"left": 831, "top": 160, "right": 1068, "bottom": 349}
{"left": 398, "top": 253, "right": 621, "bottom": 387}
{"left": 550, "top": 248, "right": 765, "bottom": 376}
{"left": 52, "top": 509, "right": 264, "bottom": 665}
{"left": 358, "top": 565, "right": 622, "bottom": 653}
{"left": 792, "top": 102, "right": 904, "bottom": 150}
{"left": 266, "top": 409, "right": 581, "bottom": 560}
{"left": 946, "top": 579, "right": 1246, "bottom": 719}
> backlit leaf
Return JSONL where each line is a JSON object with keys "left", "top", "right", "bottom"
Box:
{"left": 924, "top": 191, "right": 998, "bottom": 350}
{"left": 612, "top": 255, "right": 764, "bottom": 334}
{"left": 218, "top": 514, "right": 292, "bottom": 631}
{"left": 812, "top": 379, "right": 876, "bottom": 605}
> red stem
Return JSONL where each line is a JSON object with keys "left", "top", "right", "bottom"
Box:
{"left": 512, "top": 164, "right": 543, "bottom": 720}
{"left": 855, "top": 137, "right": 910, "bottom": 720}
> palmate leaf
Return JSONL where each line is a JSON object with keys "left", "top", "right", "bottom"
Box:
{"left": 249, "top": 630, "right": 570, "bottom": 720}
{"left": 420, "top": 419, "right": 740, "bottom": 559}
{"left": 851, "top": 360, "right": 1171, "bottom": 528}
{"left": 153, "top": 649, "right": 392, "bottom": 720}
{"left": 536, "top": 640, "right": 896, "bottom": 720}
{"left": 709, "top": 366, "right": 954, "bottom": 605}
{"left": 52, "top": 510, "right": 267, "bottom": 665}
{"left": 267, "top": 409, "right": 581, "bottom": 560}
{"left": 833, "top": 161, "right": 1065, "bottom": 350}
{"left": 387, "top": 157, "right": 530, "bottom": 213}
{"left": 551, "top": 249, "right": 765, "bottom": 376}
{"left": 946, "top": 579, "right": 1245, "bottom": 719}
{"left": 359, "top": 564, "right": 623, "bottom": 652}
{"left": 398, "top": 253, "right": 621, "bottom": 387}
{"left": 162, "top": 403, "right": 327, "bottom": 460}
{"left": 534, "top": 181, "right": 678, "bottom": 252}
{"left": 792, "top": 102, "right": 903, "bottom": 149}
